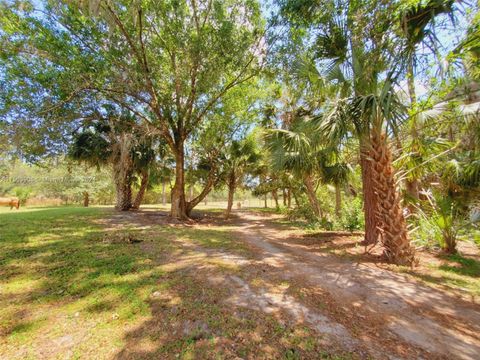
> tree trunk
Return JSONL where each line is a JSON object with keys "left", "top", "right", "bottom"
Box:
{"left": 282, "top": 188, "right": 287, "bottom": 206}
{"left": 115, "top": 175, "right": 132, "bottom": 211}
{"left": 272, "top": 189, "right": 279, "bottom": 209}
{"left": 162, "top": 181, "right": 167, "bottom": 206}
{"left": 225, "top": 171, "right": 236, "bottom": 219}
{"left": 335, "top": 184, "right": 341, "bottom": 218}
{"left": 360, "top": 137, "right": 379, "bottom": 245}
{"left": 370, "top": 131, "right": 416, "bottom": 266}
{"left": 264, "top": 194, "right": 267, "bottom": 208}
{"left": 406, "top": 179, "right": 419, "bottom": 202}
{"left": 303, "top": 175, "right": 322, "bottom": 218}
{"left": 287, "top": 188, "right": 291, "bottom": 208}
{"left": 292, "top": 189, "right": 299, "bottom": 207}
{"left": 113, "top": 133, "right": 134, "bottom": 211}
{"left": 132, "top": 170, "right": 149, "bottom": 210}
{"left": 83, "top": 191, "right": 89, "bottom": 207}
{"left": 185, "top": 165, "right": 217, "bottom": 216}
{"left": 170, "top": 142, "right": 188, "bottom": 219}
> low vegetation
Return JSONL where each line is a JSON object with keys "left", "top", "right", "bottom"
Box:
{"left": 0, "top": 0, "right": 479, "bottom": 358}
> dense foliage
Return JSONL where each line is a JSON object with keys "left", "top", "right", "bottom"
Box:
{"left": 1, "top": 0, "right": 479, "bottom": 263}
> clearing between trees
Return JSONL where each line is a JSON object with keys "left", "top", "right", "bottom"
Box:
{"left": 1, "top": 206, "right": 479, "bottom": 359}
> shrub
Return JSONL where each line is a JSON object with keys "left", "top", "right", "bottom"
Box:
{"left": 340, "top": 197, "right": 364, "bottom": 232}
{"left": 14, "top": 187, "right": 32, "bottom": 205}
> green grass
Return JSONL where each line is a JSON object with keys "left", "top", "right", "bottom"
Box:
{"left": 0, "top": 206, "right": 351, "bottom": 359}
{"left": 396, "top": 252, "right": 480, "bottom": 297}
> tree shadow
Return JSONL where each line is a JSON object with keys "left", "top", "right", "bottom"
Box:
{"left": 438, "top": 254, "right": 480, "bottom": 278}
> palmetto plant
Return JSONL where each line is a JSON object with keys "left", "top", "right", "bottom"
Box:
{"left": 322, "top": 82, "right": 416, "bottom": 265}
{"left": 69, "top": 109, "right": 156, "bottom": 211}
{"left": 221, "top": 135, "right": 261, "bottom": 219}
{"left": 396, "top": 0, "right": 457, "bottom": 203}
{"left": 265, "top": 112, "right": 349, "bottom": 220}
{"left": 279, "top": 0, "right": 418, "bottom": 264}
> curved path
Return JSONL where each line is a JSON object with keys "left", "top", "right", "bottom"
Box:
{"left": 231, "top": 211, "right": 480, "bottom": 360}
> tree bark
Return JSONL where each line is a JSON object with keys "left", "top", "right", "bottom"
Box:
{"left": 303, "top": 174, "right": 322, "bottom": 218}
{"left": 282, "top": 188, "right": 287, "bottom": 206}
{"left": 83, "top": 191, "right": 89, "bottom": 207}
{"left": 264, "top": 194, "right": 267, "bottom": 208}
{"left": 132, "top": 169, "right": 149, "bottom": 210}
{"left": 225, "top": 171, "right": 236, "bottom": 219}
{"left": 360, "top": 137, "right": 379, "bottom": 245}
{"left": 114, "top": 174, "right": 132, "bottom": 211}
{"left": 287, "top": 188, "right": 291, "bottom": 208}
{"left": 292, "top": 189, "right": 299, "bottom": 207}
{"left": 272, "top": 189, "right": 279, "bottom": 209}
{"left": 335, "top": 184, "right": 341, "bottom": 218}
{"left": 113, "top": 133, "right": 134, "bottom": 211}
{"left": 370, "top": 131, "right": 416, "bottom": 266}
{"left": 186, "top": 166, "right": 216, "bottom": 216}
{"left": 170, "top": 141, "right": 188, "bottom": 219}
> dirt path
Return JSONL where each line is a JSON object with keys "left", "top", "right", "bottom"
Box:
{"left": 101, "top": 208, "right": 480, "bottom": 359}
{"left": 231, "top": 211, "right": 480, "bottom": 360}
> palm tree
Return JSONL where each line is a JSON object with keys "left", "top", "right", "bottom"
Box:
{"left": 130, "top": 139, "right": 156, "bottom": 210}
{"left": 279, "top": 0, "right": 417, "bottom": 264}
{"left": 266, "top": 110, "right": 349, "bottom": 220}
{"left": 397, "top": 0, "right": 456, "bottom": 203}
{"left": 221, "top": 135, "right": 261, "bottom": 219}
{"left": 69, "top": 108, "right": 157, "bottom": 211}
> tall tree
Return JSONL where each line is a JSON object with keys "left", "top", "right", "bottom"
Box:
{"left": 279, "top": 0, "right": 417, "bottom": 264}
{"left": 0, "top": 0, "right": 265, "bottom": 218}
{"left": 397, "top": 0, "right": 456, "bottom": 204}
{"left": 69, "top": 108, "right": 156, "bottom": 210}
{"left": 221, "top": 134, "right": 260, "bottom": 219}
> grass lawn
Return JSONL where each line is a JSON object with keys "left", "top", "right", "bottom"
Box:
{"left": 0, "top": 206, "right": 352, "bottom": 360}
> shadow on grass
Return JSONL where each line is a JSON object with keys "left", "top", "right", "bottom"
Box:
{"left": 0, "top": 206, "right": 358, "bottom": 359}
{"left": 438, "top": 254, "right": 480, "bottom": 278}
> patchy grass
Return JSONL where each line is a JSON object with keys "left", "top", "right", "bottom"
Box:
{"left": 287, "top": 227, "right": 480, "bottom": 299}
{"left": 0, "top": 206, "right": 353, "bottom": 359}
{"left": 397, "top": 253, "right": 480, "bottom": 298}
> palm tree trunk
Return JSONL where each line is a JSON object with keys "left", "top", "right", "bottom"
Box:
{"left": 225, "top": 172, "right": 236, "bottom": 219}
{"left": 170, "top": 141, "right": 188, "bottom": 219}
{"left": 287, "top": 188, "right": 292, "bottom": 208}
{"left": 335, "top": 184, "right": 341, "bottom": 218}
{"left": 292, "top": 189, "right": 299, "bottom": 207}
{"left": 132, "top": 170, "right": 149, "bottom": 210}
{"left": 360, "top": 137, "right": 379, "bottom": 245}
{"left": 113, "top": 163, "right": 133, "bottom": 211}
{"left": 370, "top": 131, "right": 416, "bottom": 266}
{"left": 115, "top": 176, "right": 132, "bottom": 211}
{"left": 282, "top": 188, "right": 287, "bottom": 206}
{"left": 304, "top": 175, "right": 322, "bottom": 218}
{"left": 272, "top": 189, "right": 279, "bottom": 209}
{"left": 83, "top": 191, "right": 89, "bottom": 207}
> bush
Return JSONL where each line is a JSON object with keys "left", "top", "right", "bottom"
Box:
{"left": 14, "top": 187, "right": 32, "bottom": 205}
{"left": 286, "top": 202, "right": 317, "bottom": 223}
{"left": 339, "top": 197, "right": 364, "bottom": 232}
{"left": 413, "top": 195, "right": 480, "bottom": 253}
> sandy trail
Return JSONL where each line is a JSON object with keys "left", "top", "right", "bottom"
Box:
{"left": 232, "top": 211, "right": 480, "bottom": 360}
{"left": 101, "top": 209, "right": 480, "bottom": 359}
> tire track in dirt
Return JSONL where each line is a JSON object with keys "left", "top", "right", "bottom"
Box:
{"left": 233, "top": 211, "right": 480, "bottom": 360}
